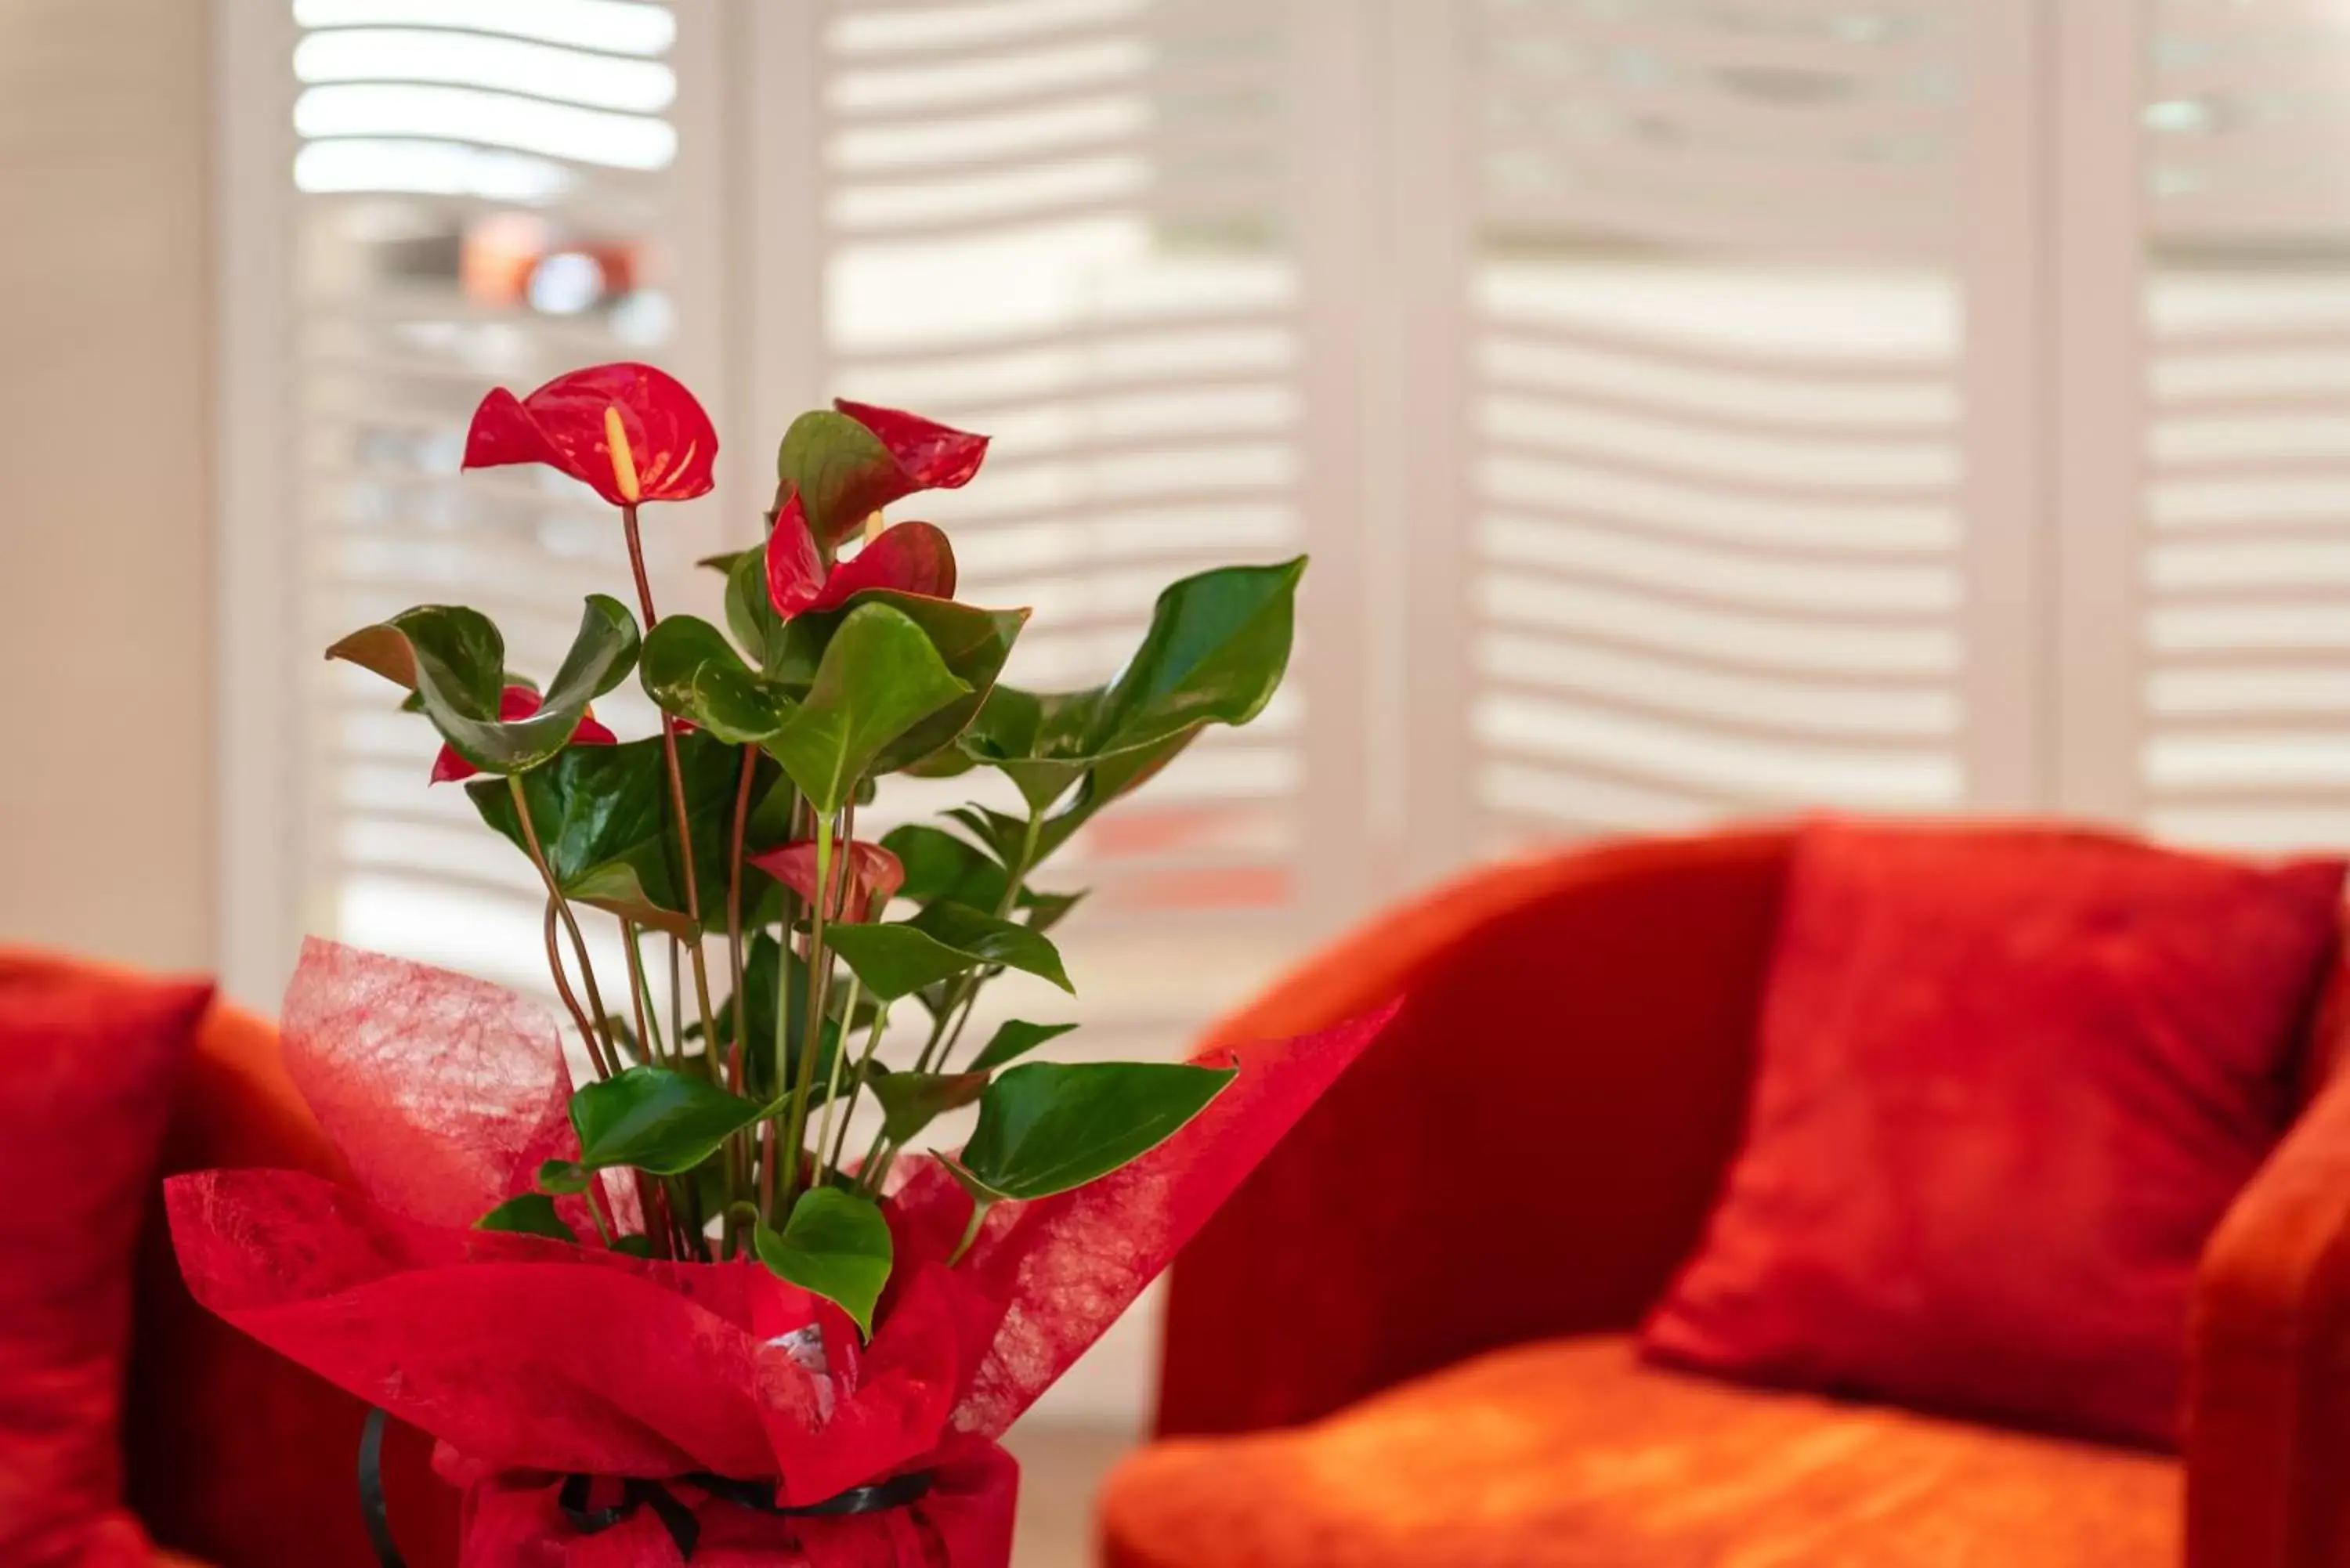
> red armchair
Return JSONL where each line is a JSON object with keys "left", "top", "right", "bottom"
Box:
{"left": 123, "top": 983, "right": 460, "bottom": 1568}
{"left": 1099, "top": 828, "right": 2350, "bottom": 1567}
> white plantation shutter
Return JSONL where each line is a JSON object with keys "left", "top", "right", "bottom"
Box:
{"left": 271, "top": 0, "right": 724, "bottom": 1000}
{"left": 221, "top": 0, "right": 2350, "bottom": 1016}
{"left": 766, "top": 0, "right": 1358, "bottom": 1042}
{"left": 1436, "top": 0, "right": 2044, "bottom": 859}
{"left": 2083, "top": 0, "right": 2350, "bottom": 851}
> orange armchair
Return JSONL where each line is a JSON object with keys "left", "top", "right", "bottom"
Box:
{"left": 124, "top": 990, "right": 460, "bottom": 1568}
{"left": 1101, "top": 829, "right": 2350, "bottom": 1568}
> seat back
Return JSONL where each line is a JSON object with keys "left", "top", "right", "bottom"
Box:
{"left": 1159, "top": 827, "right": 1796, "bottom": 1436}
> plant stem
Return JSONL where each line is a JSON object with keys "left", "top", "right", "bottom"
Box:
{"left": 760, "top": 794, "right": 810, "bottom": 1226}
{"left": 812, "top": 975, "right": 864, "bottom": 1184}
{"left": 620, "top": 920, "right": 656, "bottom": 1066}
{"left": 725, "top": 745, "right": 756, "bottom": 1094}
{"left": 513, "top": 776, "right": 618, "bottom": 1077}
{"left": 830, "top": 1000, "right": 890, "bottom": 1181}
{"left": 915, "top": 808, "right": 1042, "bottom": 1075}
{"left": 776, "top": 816, "right": 836, "bottom": 1210}
{"left": 542, "top": 903, "right": 614, "bottom": 1081}
{"left": 620, "top": 501, "right": 723, "bottom": 1067}
{"left": 583, "top": 1180, "right": 616, "bottom": 1247}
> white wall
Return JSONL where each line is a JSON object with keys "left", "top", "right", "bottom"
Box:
{"left": 0, "top": 0, "right": 215, "bottom": 971}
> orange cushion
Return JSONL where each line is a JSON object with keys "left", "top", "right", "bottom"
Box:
{"left": 1644, "top": 820, "right": 2345, "bottom": 1447}
{"left": 1099, "top": 1337, "right": 2178, "bottom": 1568}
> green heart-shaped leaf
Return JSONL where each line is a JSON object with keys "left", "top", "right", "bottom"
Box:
{"left": 476, "top": 1193, "right": 578, "bottom": 1242}
{"left": 869, "top": 1070, "right": 989, "bottom": 1142}
{"left": 960, "top": 559, "right": 1303, "bottom": 824}
{"left": 909, "top": 901, "right": 1071, "bottom": 989}
{"left": 825, "top": 902, "right": 1072, "bottom": 1003}
{"left": 639, "top": 613, "right": 795, "bottom": 743}
{"left": 772, "top": 594, "right": 1028, "bottom": 771}
{"left": 755, "top": 1187, "right": 894, "bottom": 1336}
{"left": 967, "top": 1019, "right": 1078, "bottom": 1071}
{"left": 884, "top": 824, "right": 1003, "bottom": 907}
{"left": 956, "top": 1060, "right": 1236, "bottom": 1201}
{"left": 763, "top": 602, "right": 969, "bottom": 815}
{"left": 724, "top": 547, "right": 786, "bottom": 667}
{"left": 569, "top": 1065, "right": 772, "bottom": 1176}
{"left": 701, "top": 932, "right": 844, "bottom": 1100}
{"left": 468, "top": 732, "right": 769, "bottom": 937}
{"left": 334, "top": 597, "right": 642, "bottom": 775}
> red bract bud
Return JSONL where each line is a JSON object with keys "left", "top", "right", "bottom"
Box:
{"left": 464, "top": 362, "right": 717, "bottom": 508}
{"left": 766, "top": 495, "right": 958, "bottom": 621}
{"left": 430, "top": 686, "right": 616, "bottom": 785}
{"left": 747, "top": 839, "right": 907, "bottom": 923}
{"left": 837, "top": 398, "right": 989, "bottom": 497}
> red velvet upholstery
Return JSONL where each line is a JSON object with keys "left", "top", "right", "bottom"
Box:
{"left": 1115, "top": 827, "right": 2350, "bottom": 1568}
{"left": 0, "top": 956, "right": 211, "bottom": 1568}
{"left": 1159, "top": 827, "right": 1794, "bottom": 1436}
{"left": 112, "top": 968, "right": 462, "bottom": 1568}
{"left": 1645, "top": 820, "right": 2344, "bottom": 1447}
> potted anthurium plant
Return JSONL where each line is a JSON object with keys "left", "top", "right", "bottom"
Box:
{"left": 164, "top": 363, "right": 1390, "bottom": 1567}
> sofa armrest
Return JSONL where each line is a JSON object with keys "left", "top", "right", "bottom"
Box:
{"left": 1156, "top": 828, "right": 1793, "bottom": 1436}
{"left": 2187, "top": 998, "right": 2350, "bottom": 1568}
{"left": 125, "top": 1000, "right": 461, "bottom": 1568}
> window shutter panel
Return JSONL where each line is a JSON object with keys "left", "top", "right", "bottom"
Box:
{"left": 797, "top": 0, "right": 1339, "bottom": 1042}
{"left": 1445, "top": 0, "right": 2044, "bottom": 853}
{"left": 287, "top": 0, "right": 717, "bottom": 998}
{"left": 2125, "top": 0, "right": 2350, "bottom": 850}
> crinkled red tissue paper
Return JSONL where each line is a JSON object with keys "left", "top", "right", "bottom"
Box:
{"left": 168, "top": 939, "right": 1392, "bottom": 1566}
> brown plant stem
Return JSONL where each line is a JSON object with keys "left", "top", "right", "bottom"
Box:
{"left": 725, "top": 746, "right": 756, "bottom": 1094}
{"left": 542, "top": 902, "right": 614, "bottom": 1081}
{"left": 515, "top": 778, "right": 616, "bottom": 1078}
{"left": 620, "top": 500, "right": 722, "bottom": 1068}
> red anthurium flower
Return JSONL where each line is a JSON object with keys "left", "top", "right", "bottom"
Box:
{"left": 464, "top": 362, "right": 717, "bottom": 508}
{"left": 429, "top": 686, "right": 616, "bottom": 785}
{"left": 748, "top": 839, "right": 906, "bottom": 923}
{"left": 766, "top": 491, "right": 957, "bottom": 620}
{"left": 797, "top": 399, "right": 989, "bottom": 547}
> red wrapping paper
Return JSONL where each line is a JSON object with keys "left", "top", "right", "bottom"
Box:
{"left": 169, "top": 939, "right": 1392, "bottom": 1566}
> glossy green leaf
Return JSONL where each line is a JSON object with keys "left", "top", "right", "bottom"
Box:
{"left": 967, "top": 1019, "right": 1078, "bottom": 1071}
{"left": 534, "top": 1158, "right": 591, "bottom": 1195}
{"left": 776, "top": 408, "right": 900, "bottom": 547}
{"left": 772, "top": 594, "right": 1028, "bottom": 771}
{"left": 328, "top": 604, "right": 501, "bottom": 702}
{"left": 638, "top": 614, "right": 794, "bottom": 743}
{"left": 468, "top": 732, "right": 763, "bottom": 936}
{"left": 373, "top": 596, "right": 642, "bottom": 775}
{"left": 569, "top": 1065, "right": 771, "bottom": 1176}
{"left": 884, "top": 824, "right": 1006, "bottom": 909}
{"left": 725, "top": 547, "right": 786, "bottom": 668}
{"left": 763, "top": 602, "right": 969, "bottom": 815}
{"left": 913, "top": 901, "right": 1071, "bottom": 989}
{"left": 476, "top": 1193, "right": 577, "bottom": 1242}
{"left": 826, "top": 901, "right": 1072, "bottom": 1002}
{"left": 754, "top": 1187, "right": 894, "bottom": 1336}
{"left": 960, "top": 559, "right": 1303, "bottom": 823}
{"left": 956, "top": 1060, "right": 1237, "bottom": 1202}
{"left": 869, "top": 1071, "right": 989, "bottom": 1143}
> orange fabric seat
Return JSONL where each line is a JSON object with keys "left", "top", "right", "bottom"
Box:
{"left": 1103, "top": 1336, "right": 2178, "bottom": 1568}
{"left": 1104, "top": 829, "right": 2350, "bottom": 1567}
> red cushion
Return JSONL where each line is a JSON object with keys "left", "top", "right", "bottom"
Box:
{"left": 1641, "top": 818, "right": 2345, "bottom": 1447}
{"left": 0, "top": 956, "right": 212, "bottom": 1566}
